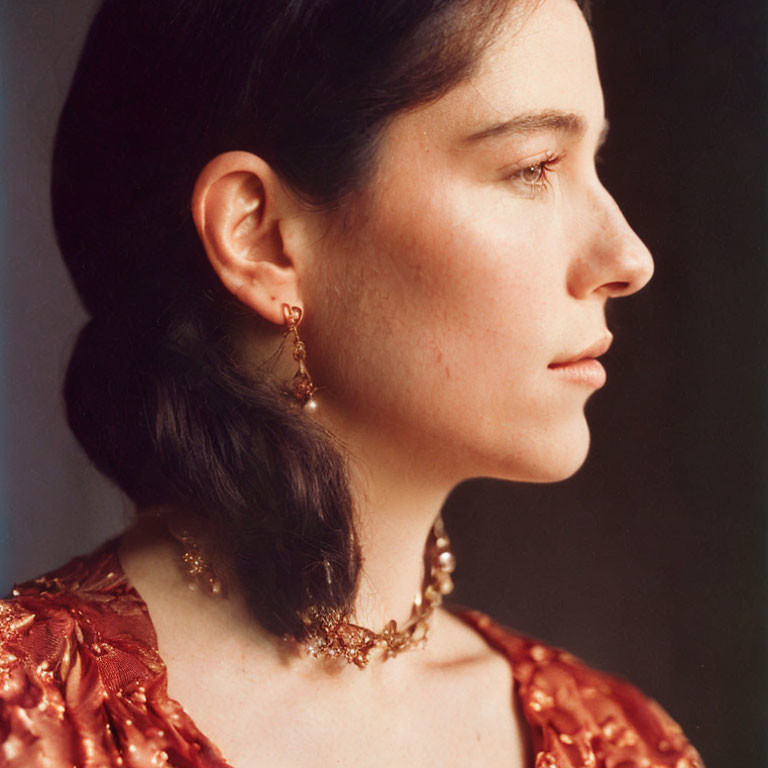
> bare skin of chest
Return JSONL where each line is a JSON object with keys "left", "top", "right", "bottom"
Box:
{"left": 118, "top": 530, "right": 531, "bottom": 768}
{"left": 161, "top": 642, "right": 530, "bottom": 768}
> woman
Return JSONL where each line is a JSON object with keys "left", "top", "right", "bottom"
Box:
{"left": 0, "top": 0, "right": 705, "bottom": 766}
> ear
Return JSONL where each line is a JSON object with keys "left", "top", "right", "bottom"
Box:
{"left": 191, "top": 150, "right": 301, "bottom": 326}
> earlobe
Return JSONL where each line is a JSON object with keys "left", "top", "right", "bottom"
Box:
{"left": 191, "top": 151, "right": 300, "bottom": 327}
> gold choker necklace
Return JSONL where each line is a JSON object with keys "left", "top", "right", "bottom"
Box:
{"left": 169, "top": 516, "right": 455, "bottom": 669}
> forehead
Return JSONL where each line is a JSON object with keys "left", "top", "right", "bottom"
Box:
{"left": 471, "top": 0, "right": 600, "bottom": 108}
{"left": 387, "top": 0, "right": 605, "bottom": 149}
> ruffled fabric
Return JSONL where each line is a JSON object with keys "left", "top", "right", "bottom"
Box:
{"left": 0, "top": 538, "right": 227, "bottom": 767}
{"left": 0, "top": 537, "right": 704, "bottom": 767}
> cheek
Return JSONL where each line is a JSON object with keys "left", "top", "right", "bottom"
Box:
{"left": 379, "top": 179, "right": 560, "bottom": 375}
{"left": 310, "top": 177, "right": 567, "bottom": 447}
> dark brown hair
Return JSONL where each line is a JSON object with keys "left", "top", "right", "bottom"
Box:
{"left": 53, "top": 0, "right": 591, "bottom": 640}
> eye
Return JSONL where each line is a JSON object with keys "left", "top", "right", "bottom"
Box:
{"left": 522, "top": 164, "right": 544, "bottom": 182}
{"left": 503, "top": 151, "right": 563, "bottom": 198}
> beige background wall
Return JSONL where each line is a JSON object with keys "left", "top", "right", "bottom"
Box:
{"left": 0, "top": 1, "right": 125, "bottom": 589}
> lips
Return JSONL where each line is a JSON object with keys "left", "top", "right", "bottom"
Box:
{"left": 548, "top": 332, "right": 613, "bottom": 368}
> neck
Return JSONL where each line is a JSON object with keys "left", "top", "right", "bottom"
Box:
{"left": 128, "top": 417, "right": 461, "bottom": 674}
{"left": 344, "top": 453, "right": 452, "bottom": 632}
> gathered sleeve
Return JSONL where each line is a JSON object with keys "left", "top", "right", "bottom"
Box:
{"left": 0, "top": 593, "right": 123, "bottom": 767}
{"left": 1, "top": 564, "right": 231, "bottom": 768}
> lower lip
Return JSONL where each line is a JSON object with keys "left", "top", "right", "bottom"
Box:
{"left": 548, "top": 358, "right": 606, "bottom": 389}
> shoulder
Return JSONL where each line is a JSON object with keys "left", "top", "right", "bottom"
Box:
{"left": 1, "top": 536, "right": 158, "bottom": 669}
{"left": 0, "top": 538, "right": 164, "bottom": 766}
{"left": 456, "top": 608, "right": 706, "bottom": 768}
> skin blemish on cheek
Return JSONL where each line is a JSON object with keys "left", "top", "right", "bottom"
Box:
{"left": 445, "top": 364, "right": 451, "bottom": 380}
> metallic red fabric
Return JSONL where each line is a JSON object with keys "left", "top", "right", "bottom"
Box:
{"left": 0, "top": 537, "right": 704, "bottom": 767}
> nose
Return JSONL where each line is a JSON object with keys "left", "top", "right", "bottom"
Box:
{"left": 568, "top": 185, "right": 654, "bottom": 300}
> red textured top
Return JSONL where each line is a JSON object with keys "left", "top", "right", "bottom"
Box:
{"left": 0, "top": 536, "right": 705, "bottom": 768}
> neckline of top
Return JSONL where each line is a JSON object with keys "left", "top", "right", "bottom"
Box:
{"left": 97, "top": 531, "right": 536, "bottom": 678}
{"left": 98, "top": 533, "right": 536, "bottom": 767}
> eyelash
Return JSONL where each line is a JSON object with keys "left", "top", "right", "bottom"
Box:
{"left": 504, "top": 149, "right": 607, "bottom": 198}
{"left": 504, "top": 151, "right": 563, "bottom": 197}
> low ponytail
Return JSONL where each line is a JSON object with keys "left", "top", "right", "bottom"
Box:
{"left": 64, "top": 299, "right": 361, "bottom": 639}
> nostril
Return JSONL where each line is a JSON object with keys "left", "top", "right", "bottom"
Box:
{"left": 604, "top": 280, "right": 631, "bottom": 295}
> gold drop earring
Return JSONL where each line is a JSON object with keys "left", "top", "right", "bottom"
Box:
{"left": 282, "top": 303, "right": 318, "bottom": 412}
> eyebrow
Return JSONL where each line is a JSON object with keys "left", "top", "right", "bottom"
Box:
{"left": 461, "top": 109, "right": 610, "bottom": 149}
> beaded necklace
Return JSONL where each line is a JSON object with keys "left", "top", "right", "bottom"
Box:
{"left": 170, "top": 516, "right": 455, "bottom": 669}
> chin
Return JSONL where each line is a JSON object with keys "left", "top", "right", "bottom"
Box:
{"left": 491, "top": 417, "right": 592, "bottom": 484}
{"left": 533, "top": 451, "right": 590, "bottom": 483}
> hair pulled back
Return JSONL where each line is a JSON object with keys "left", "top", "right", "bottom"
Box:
{"left": 53, "top": 0, "right": 590, "bottom": 640}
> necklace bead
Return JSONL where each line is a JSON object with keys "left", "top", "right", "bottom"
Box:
{"left": 170, "top": 516, "right": 455, "bottom": 668}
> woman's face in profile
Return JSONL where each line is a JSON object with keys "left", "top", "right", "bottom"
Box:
{"left": 304, "top": 0, "right": 654, "bottom": 483}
